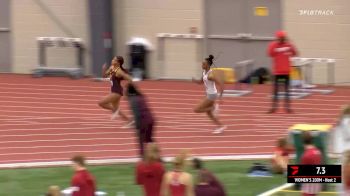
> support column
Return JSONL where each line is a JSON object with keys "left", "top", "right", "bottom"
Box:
{"left": 88, "top": 0, "right": 114, "bottom": 78}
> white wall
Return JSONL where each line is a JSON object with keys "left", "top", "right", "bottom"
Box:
{"left": 115, "top": 0, "right": 350, "bottom": 83}
{"left": 11, "top": 0, "right": 91, "bottom": 74}
{"left": 10, "top": 0, "right": 350, "bottom": 83}
{"left": 113, "top": 0, "right": 204, "bottom": 79}
{"left": 283, "top": 0, "right": 350, "bottom": 84}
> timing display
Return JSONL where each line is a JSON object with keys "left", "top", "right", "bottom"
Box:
{"left": 287, "top": 165, "right": 341, "bottom": 183}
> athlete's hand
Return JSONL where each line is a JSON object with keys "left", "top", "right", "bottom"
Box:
{"left": 102, "top": 63, "right": 107, "bottom": 70}
{"left": 102, "top": 63, "right": 109, "bottom": 77}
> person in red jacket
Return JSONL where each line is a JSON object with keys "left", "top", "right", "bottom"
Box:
{"left": 300, "top": 132, "right": 322, "bottom": 196}
{"left": 136, "top": 143, "right": 165, "bottom": 196}
{"left": 71, "top": 155, "right": 96, "bottom": 196}
{"left": 343, "top": 151, "right": 350, "bottom": 195}
{"left": 271, "top": 138, "right": 294, "bottom": 174}
{"left": 267, "top": 30, "right": 298, "bottom": 113}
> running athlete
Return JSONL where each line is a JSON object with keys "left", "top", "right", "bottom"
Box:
{"left": 98, "top": 56, "right": 134, "bottom": 127}
{"left": 192, "top": 55, "right": 226, "bottom": 134}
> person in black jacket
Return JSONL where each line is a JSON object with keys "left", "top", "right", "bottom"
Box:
{"left": 126, "top": 83, "right": 155, "bottom": 158}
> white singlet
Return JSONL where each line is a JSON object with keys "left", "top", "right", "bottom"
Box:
{"left": 203, "top": 69, "right": 217, "bottom": 95}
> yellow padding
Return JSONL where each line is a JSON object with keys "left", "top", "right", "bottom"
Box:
{"left": 212, "top": 68, "right": 236, "bottom": 84}
{"left": 288, "top": 124, "right": 332, "bottom": 132}
{"left": 290, "top": 66, "right": 302, "bottom": 80}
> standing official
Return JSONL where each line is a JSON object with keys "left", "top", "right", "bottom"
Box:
{"left": 267, "top": 31, "right": 298, "bottom": 113}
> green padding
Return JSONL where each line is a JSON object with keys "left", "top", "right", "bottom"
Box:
{"left": 289, "top": 130, "right": 328, "bottom": 164}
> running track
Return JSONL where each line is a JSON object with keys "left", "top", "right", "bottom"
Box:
{"left": 0, "top": 74, "right": 348, "bottom": 166}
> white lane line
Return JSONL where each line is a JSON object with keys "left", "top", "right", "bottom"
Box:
{"left": 0, "top": 109, "right": 337, "bottom": 118}
{"left": 0, "top": 140, "right": 279, "bottom": 150}
{"left": 0, "top": 88, "right": 349, "bottom": 103}
{"left": 0, "top": 126, "right": 287, "bottom": 136}
{"left": 0, "top": 118, "right": 300, "bottom": 127}
{"left": 0, "top": 113, "right": 335, "bottom": 121}
{"left": 0, "top": 130, "right": 285, "bottom": 139}
{"left": 0, "top": 82, "right": 348, "bottom": 98}
{"left": 0, "top": 90, "right": 203, "bottom": 98}
{"left": 0, "top": 145, "right": 275, "bottom": 156}
{"left": 0, "top": 108, "right": 339, "bottom": 120}
{"left": 0, "top": 109, "right": 200, "bottom": 116}
{"left": 0, "top": 154, "right": 274, "bottom": 167}
{"left": 0, "top": 120, "right": 38, "bottom": 124}
{"left": 0, "top": 144, "right": 275, "bottom": 152}
{"left": 0, "top": 93, "right": 341, "bottom": 107}
{"left": 257, "top": 183, "right": 294, "bottom": 196}
{"left": 0, "top": 115, "right": 211, "bottom": 121}
{"left": 0, "top": 99, "right": 344, "bottom": 112}
{"left": 0, "top": 137, "right": 132, "bottom": 144}
{"left": 0, "top": 134, "right": 286, "bottom": 144}
{"left": 0, "top": 86, "right": 206, "bottom": 97}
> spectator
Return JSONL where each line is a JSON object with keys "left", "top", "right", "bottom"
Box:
{"left": 300, "top": 132, "right": 322, "bottom": 196}
{"left": 161, "top": 151, "right": 194, "bottom": 196}
{"left": 334, "top": 105, "right": 350, "bottom": 164}
{"left": 126, "top": 83, "right": 155, "bottom": 158}
{"left": 192, "top": 158, "right": 226, "bottom": 196}
{"left": 339, "top": 104, "right": 350, "bottom": 119}
{"left": 195, "top": 171, "right": 223, "bottom": 196}
{"left": 336, "top": 104, "right": 350, "bottom": 128}
{"left": 46, "top": 185, "right": 61, "bottom": 196}
{"left": 71, "top": 155, "right": 96, "bottom": 196}
{"left": 136, "top": 143, "right": 165, "bottom": 196}
{"left": 343, "top": 150, "right": 350, "bottom": 195}
{"left": 271, "top": 138, "right": 293, "bottom": 174}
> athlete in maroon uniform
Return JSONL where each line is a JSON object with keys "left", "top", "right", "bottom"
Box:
{"left": 195, "top": 171, "right": 223, "bottom": 196}
{"left": 98, "top": 56, "right": 134, "bottom": 127}
{"left": 193, "top": 158, "right": 226, "bottom": 196}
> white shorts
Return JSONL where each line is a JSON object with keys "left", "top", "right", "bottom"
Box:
{"left": 207, "top": 93, "right": 218, "bottom": 100}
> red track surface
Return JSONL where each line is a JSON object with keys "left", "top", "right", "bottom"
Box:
{"left": 0, "top": 74, "right": 349, "bottom": 164}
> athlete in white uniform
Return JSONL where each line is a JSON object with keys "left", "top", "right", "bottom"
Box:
{"left": 203, "top": 69, "right": 218, "bottom": 100}
{"left": 192, "top": 55, "right": 227, "bottom": 134}
{"left": 334, "top": 105, "right": 350, "bottom": 194}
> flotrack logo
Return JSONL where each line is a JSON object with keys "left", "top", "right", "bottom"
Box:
{"left": 291, "top": 166, "right": 299, "bottom": 175}
{"left": 299, "top": 9, "right": 334, "bottom": 16}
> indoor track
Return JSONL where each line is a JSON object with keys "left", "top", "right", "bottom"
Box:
{"left": 0, "top": 74, "right": 348, "bottom": 166}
